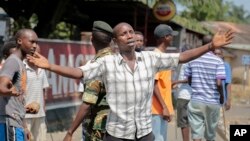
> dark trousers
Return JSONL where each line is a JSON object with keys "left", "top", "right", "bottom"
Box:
{"left": 103, "top": 132, "right": 154, "bottom": 141}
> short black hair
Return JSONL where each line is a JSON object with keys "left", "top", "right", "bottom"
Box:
{"left": 14, "top": 28, "right": 34, "bottom": 39}
{"left": 135, "top": 31, "right": 143, "bottom": 36}
{"left": 2, "top": 37, "right": 17, "bottom": 59}
{"left": 92, "top": 31, "right": 112, "bottom": 47}
{"left": 202, "top": 35, "right": 212, "bottom": 45}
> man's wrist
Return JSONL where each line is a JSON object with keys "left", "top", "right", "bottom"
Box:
{"left": 162, "top": 106, "right": 168, "bottom": 109}
{"left": 67, "top": 130, "right": 73, "bottom": 136}
{"left": 47, "top": 64, "right": 52, "bottom": 70}
{"left": 208, "top": 42, "right": 214, "bottom": 51}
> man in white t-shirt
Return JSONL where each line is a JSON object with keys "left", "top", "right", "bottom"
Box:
{"left": 173, "top": 62, "right": 192, "bottom": 141}
{"left": 24, "top": 46, "right": 49, "bottom": 141}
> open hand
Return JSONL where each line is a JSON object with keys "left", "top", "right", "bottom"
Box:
{"left": 27, "top": 52, "right": 50, "bottom": 69}
{"left": 212, "top": 28, "right": 234, "bottom": 49}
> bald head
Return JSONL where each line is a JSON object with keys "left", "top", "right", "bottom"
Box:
{"left": 15, "top": 29, "right": 37, "bottom": 39}
{"left": 113, "top": 22, "right": 133, "bottom": 38}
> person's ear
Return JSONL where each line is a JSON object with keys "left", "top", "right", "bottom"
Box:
{"left": 90, "top": 36, "right": 93, "bottom": 42}
{"left": 113, "top": 37, "right": 117, "bottom": 44}
{"left": 17, "top": 38, "right": 22, "bottom": 45}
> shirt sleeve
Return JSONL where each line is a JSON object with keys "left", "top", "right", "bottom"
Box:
{"left": 155, "top": 72, "right": 160, "bottom": 80}
{"left": 178, "top": 64, "right": 187, "bottom": 81}
{"left": 184, "top": 62, "right": 191, "bottom": 77}
{"left": 78, "top": 58, "right": 104, "bottom": 83}
{"left": 225, "top": 63, "right": 232, "bottom": 83}
{"left": 41, "top": 69, "right": 50, "bottom": 88}
{"left": 154, "top": 52, "right": 180, "bottom": 71}
{"left": 78, "top": 82, "right": 84, "bottom": 92}
{"left": 82, "top": 80, "right": 102, "bottom": 104}
{"left": 0, "top": 57, "right": 19, "bottom": 79}
{"left": 216, "top": 60, "right": 226, "bottom": 79}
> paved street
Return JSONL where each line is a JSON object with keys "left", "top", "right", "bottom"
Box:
{"left": 47, "top": 104, "right": 250, "bottom": 141}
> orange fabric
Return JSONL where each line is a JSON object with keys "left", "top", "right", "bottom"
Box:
{"left": 21, "top": 69, "right": 27, "bottom": 95}
{"left": 152, "top": 70, "right": 174, "bottom": 115}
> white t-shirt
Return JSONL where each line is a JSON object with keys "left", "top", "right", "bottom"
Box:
{"left": 24, "top": 61, "right": 49, "bottom": 118}
{"left": 176, "top": 64, "right": 192, "bottom": 100}
{"left": 78, "top": 81, "right": 84, "bottom": 92}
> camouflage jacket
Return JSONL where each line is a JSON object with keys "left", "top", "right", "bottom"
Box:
{"left": 81, "top": 47, "right": 112, "bottom": 141}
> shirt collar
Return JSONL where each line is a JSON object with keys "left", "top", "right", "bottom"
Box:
{"left": 154, "top": 48, "right": 163, "bottom": 53}
{"left": 117, "top": 51, "right": 142, "bottom": 65}
{"left": 23, "top": 59, "right": 40, "bottom": 72}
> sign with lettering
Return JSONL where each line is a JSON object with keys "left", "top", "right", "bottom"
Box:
{"left": 230, "top": 125, "right": 250, "bottom": 140}
{"left": 39, "top": 39, "right": 95, "bottom": 110}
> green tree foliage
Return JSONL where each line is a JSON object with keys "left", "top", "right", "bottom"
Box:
{"left": 48, "top": 22, "right": 76, "bottom": 40}
{"left": 175, "top": 0, "right": 250, "bottom": 24}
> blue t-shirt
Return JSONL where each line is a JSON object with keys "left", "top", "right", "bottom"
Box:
{"left": 222, "top": 62, "right": 232, "bottom": 104}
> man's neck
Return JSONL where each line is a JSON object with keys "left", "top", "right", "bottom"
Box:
{"left": 120, "top": 51, "right": 136, "bottom": 61}
{"left": 13, "top": 49, "right": 24, "bottom": 60}
{"left": 157, "top": 44, "right": 167, "bottom": 53}
{"left": 28, "top": 62, "right": 38, "bottom": 70}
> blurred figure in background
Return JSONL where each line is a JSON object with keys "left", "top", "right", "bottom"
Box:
{"left": 151, "top": 24, "right": 178, "bottom": 141}
{"left": 0, "top": 37, "right": 17, "bottom": 69}
{"left": 134, "top": 31, "right": 145, "bottom": 52}
{"left": 172, "top": 45, "right": 192, "bottom": 141}
{"left": 214, "top": 48, "right": 231, "bottom": 141}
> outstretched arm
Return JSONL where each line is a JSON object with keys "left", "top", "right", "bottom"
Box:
{"left": 27, "top": 52, "right": 83, "bottom": 79}
{"left": 63, "top": 102, "right": 91, "bottom": 141}
{"left": 179, "top": 29, "right": 234, "bottom": 63}
{"left": 172, "top": 79, "right": 188, "bottom": 88}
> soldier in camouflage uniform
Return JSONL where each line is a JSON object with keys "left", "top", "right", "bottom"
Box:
{"left": 83, "top": 47, "right": 113, "bottom": 141}
{"left": 63, "top": 21, "right": 113, "bottom": 141}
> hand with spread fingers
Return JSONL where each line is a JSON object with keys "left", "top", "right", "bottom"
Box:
{"left": 27, "top": 52, "right": 50, "bottom": 69}
{"left": 25, "top": 101, "right": 40, "bottom": 114}
{"left": 211, "top": 28, "right": 234, "bottom": 49}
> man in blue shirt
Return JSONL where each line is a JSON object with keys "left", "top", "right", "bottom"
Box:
{"left": 214, "top": 48, "right": 232, "bottom": 141}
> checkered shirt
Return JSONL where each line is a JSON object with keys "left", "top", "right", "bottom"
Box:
{"left": 79, "top": 51, "right": 179, "bottom": 139}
